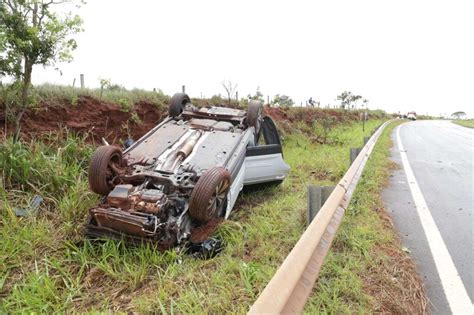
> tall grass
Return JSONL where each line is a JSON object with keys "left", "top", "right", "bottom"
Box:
{"left": 0, "top": 131, "right": 98, "bottom": 310}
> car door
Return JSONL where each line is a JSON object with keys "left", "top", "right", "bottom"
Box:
{"left": 244, "top": 116, "right": 290, "bottom": 185}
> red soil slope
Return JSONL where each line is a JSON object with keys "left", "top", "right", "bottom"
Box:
{"left": 1, "top": 97, "right": 379, "bottom": 143}
{"left": 0, "top": 96, "right": 165, "bottom": 144}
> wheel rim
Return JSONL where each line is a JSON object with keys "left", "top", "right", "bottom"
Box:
{"left": 105, "top": 152, "right": 122, "bottom": 188}
{"left": 207, "top": 179, "right": 229, "bottom": 217}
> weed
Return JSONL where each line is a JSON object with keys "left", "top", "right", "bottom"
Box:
{"left": 118, "top": 98, "right": 131, "bottom": 112}
{"left": 130, "top": 111, "right": 142, "bottom": 124}
{"left": 70, "top": 94, "right": 78, "bottom": 107}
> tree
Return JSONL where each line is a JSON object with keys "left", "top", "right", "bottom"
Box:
{"left": 272, "top": 94, "right": 294, "bottom": 107}
{"left": 0, "top": 0, "right": 83, "bottom": 137}
{"left": 336, "top": 91, "right": 363, "bottom": 110}
{"left": 362, "top": 98, "right": 369, "bottom": 109}
{"left": 336, "top": 91, "right": 350, "bottom": 109}
{"left": 451, "top": 111, "right": 466, "bottom": 119}
{"left": 99, "top": 78, "right": 111, "bottom": 99}
{"left": 221, "top": 80, "right": 237, "bottom": 103}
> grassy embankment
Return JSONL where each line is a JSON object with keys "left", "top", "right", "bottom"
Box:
{"left": 452, "top": 119, "right": 474, "bottom": 128}
{"left": 0, "top": 90, "right": 424, "bottom": 313}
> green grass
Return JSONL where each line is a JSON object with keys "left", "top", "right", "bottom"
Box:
{"left": 304, "top": 120, "right": 425, "bottom": 314}
{"left": 0, "top": 119, "right": 392, "bottom": 313}
{"left": 452, "top": 119, "right": 474, "bottom": 128}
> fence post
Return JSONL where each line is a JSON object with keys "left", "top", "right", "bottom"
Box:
{"left": 182, "top": 85, "right": 185, "bottom": 93}
{"left": 80, "top": 74, "right": 84, "bottom": 88}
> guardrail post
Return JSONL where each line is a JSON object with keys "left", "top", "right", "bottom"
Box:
{"left": 307, "top": 186, "right": 321, "bottom": 225}
{"left": 350, "top": 147, "right": 362, "bottom": 165}
{"left": 307, "top": 185, "right": 335, "bottom": 225}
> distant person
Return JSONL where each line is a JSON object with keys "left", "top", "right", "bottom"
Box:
{"left": 308, "top": 97, "right": 315, "bottom": 107}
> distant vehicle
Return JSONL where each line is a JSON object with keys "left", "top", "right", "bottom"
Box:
{"left": 407, "top": 112, "right": 417, "bottom": 121}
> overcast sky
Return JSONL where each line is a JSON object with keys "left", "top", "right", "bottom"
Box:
{"left": 32, "top": 0, "right": 474, "bottom": 117}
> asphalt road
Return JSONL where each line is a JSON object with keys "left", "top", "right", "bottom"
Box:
{"left": 382, "top": 120, "right": 473, "bottom": 314}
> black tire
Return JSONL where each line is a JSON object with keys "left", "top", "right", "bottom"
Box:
{"left": 247, "top": 100, "right": 263, "bottom": 128}
{"left": 89, "top": 145, "right": 123, "bottom": 195}
{"left": 169, "top": 93, "right": 191, "bottom": 117}
{"left": 189, "top": 167, "right": 231, "bottom": 222}
{"left": 247, "top": 100, "right": 263, "bottom": 143}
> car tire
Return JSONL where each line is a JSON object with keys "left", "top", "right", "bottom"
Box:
{"left": 89, "top": 145, "right": 123, "bottom": 195}
{"left": 189, "top": 167, "right": 231, "bottom": 222}
{"left": 247, "top": 100, "right": 263, "bottom": 143}
{"left": 247, "top": 100, "right": 263, "bottom": 128}
{"left": 169, "top": 93, "right": 191, "bottom": 117}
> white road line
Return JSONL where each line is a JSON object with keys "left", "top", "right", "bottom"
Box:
{"left": 396, "top": 124, "right": 473, "bottom": 315}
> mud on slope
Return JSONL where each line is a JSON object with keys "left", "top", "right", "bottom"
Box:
{"left": 1, "top": 96, "right": 166, "bottom": 144}
{"left": 1, "top": 96, "right": 385, "bottom": 144}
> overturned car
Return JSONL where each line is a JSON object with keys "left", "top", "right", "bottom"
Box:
{"left": 86, "top": 93, "right": 290, "bottom": 249}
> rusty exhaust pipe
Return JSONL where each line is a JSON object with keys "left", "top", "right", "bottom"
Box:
{"left": 167, "top": 130, "right": 202, "bottom": 171}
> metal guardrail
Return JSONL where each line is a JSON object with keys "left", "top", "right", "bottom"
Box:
{"left": 248, "top": 120, "right": 393, "bottom": 314}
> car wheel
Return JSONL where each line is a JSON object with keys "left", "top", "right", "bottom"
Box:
{"left": 247, "top": 100, "right": 263, "bottom": 143}
{"left": 89, "top": 145, "right": 124, "bottom": 195}
{"left": 189, "top": 167, "right": 231, "bottom": 222}
{"left": 169, "top": 93, "right": 191, "bottom": 117}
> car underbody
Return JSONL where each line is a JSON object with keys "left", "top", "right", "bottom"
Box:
{"left": 86, "top": 94, "right": 290, "bottom": 250}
